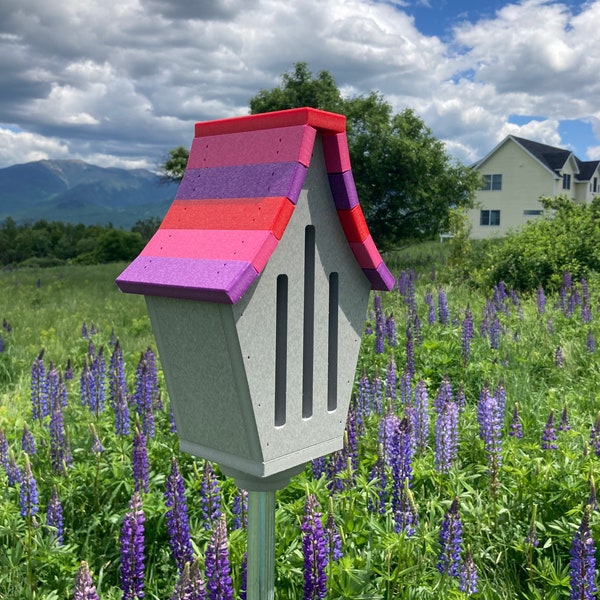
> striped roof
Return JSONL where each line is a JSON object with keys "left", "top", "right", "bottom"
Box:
{"left": 116, "top": 107, "right": 394, "bottom": 304}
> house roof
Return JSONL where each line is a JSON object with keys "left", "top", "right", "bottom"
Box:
{"left": 575, "top": 157, "right": 600, "bottom": 182}
{"left": 116, "top": 107, "right": 394, "bottom": 304}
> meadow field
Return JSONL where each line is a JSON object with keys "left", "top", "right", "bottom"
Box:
{"left": 0, "top": 246, "right": 598, "bottom": 599}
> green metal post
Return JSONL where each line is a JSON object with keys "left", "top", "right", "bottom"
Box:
{"left": 246, "top": 490, "right": 276, "bottom": 600}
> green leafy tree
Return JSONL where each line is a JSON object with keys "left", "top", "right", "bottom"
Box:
{"left": 159, "top": 146, "right": 189, "bottom": 183}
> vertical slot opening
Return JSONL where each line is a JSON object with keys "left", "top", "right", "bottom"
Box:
{"left": 302, "top": 225, "right": 315, "bottom": 419}
{"left": 327, "top": 272, "right": 339, "bottom": 412}
{"left": 275, "top": 274, "right": 288, "bottom": 426}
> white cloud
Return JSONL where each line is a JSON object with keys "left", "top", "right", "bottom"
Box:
{"left": 0, "top": 126, "right": 70, "bottom": 165}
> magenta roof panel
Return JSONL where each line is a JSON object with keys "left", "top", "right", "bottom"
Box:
{"left": 116, "top": 107, "right": 394, "bottom": 302}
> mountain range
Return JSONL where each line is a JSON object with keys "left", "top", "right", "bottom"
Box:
{"left": 0, "top": 159, "right": 179, "bottom": 229}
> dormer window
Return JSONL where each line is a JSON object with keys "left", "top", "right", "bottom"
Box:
{"left": 562, "top": 174, "right": 571, "bottom": 190}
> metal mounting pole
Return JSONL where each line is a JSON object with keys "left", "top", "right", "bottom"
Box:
{"left": 246, "top": 490, "right": 276, "bottom": 600}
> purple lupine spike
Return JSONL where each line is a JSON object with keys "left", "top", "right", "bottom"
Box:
{"left": 311, "top": 456, "right": 327, "bottom": 480}
{"left": 89, "top": 424, "right": 103, "bottom": 455}
{"left": 399, "top": 370, "right": 412, "bottom": 406}
{"left": 379, "top": 410, "right": 401, "bottom": 465}
{"left": 357, "top": 371, "right": 371, "bottom": 421}
{"left": 21, "top": 423, "right": 36, "bottom": 455}
{"left": 165, "top": 458, "right": 194, "bottom": 572}
{"left": 240, "top": 553, "right": 247, "bottom": 600}
{"left": 509, "top": 403, "right": 523, "bottom": 439}
{"left": 344, "top": 403, "right": 359, "bottom": 474}
{"left": 0, "top": 429, "right": 8, "bottom": 472}
{"left": 171, "top": 560, "right": 207, "bottom": 600}
{"left": 73, "top": 561, "right": 100, "bottom": 600}
{"left": 524, "top": 505, "right": 539, "bottom": 547}
{"left": 169, "top": 407, "right": 178, "bottom": 434}
{"left": 459, "top": 549, "right": 478, "bottom": 595}
{"left": 397, "top": 271, "right": 409, "bottom": 295}
{"left": 81, "top": 322, "right": 89, "bottom": 339}
{"left": 433, "top": 375, "right": 453, "bottom": 415}
{"left": 120, "top": 491, "right": 145, "bottom": 600}
{"left": 90, "top": 345, "right": 106, "bottom": 415}
{"left": 31, "top": 348, "right": 48, "bottom": 420}
{"left": 558, "top": 403, "right": 571, "bottom": 431}
{"left": 385, "top": 354, "right": 397, "bottom": 403}
{"left": 541, "top": 410, "right": 558, "bottom": 450}
{"left": 477, "top": 388, "right": 503, "bottom": 490}
{"left": 435, "top": 400, "right": 459, "bottom": 474}
{"left": 326, "top": 448, "right": 346, "bottom": 493}
{"left": 20, "top": 455, "right": 39, "bottom": 518}
{"left": 410, "top": 309, "right": 422, "bottom": 346}
{"left": 437, "top": 288, "right": 450, "bottom": 325}
{"left": 49, "top": 390, "right": 72, "bottom": 473}
{"left": 205, "top": 515, "right": 234, "bottom": 600}
{"left": 46, "top": 485, "right": 64, "bottom": 545}
{"left": 200, "top": 461, "right": 222, "bottom": 530}
{"left": 394, "top": 480, "right": 419, "bottom": 536}
{"left": 437, "top": 497, "right": 463, "bottom": 577}
{"left": 555, "top": 346, "right": 564, "bottom": 367}
{"left": 536, "top": 286, "right": 546, "bottom": 315}
{"left": 588, "top": 476, "right": 599, "bottom": 512}
{"left": 385, "top": 313, "right": 397, "bottom": 347}
{"left": 114, "top": 389, "right": 131, "bottom": 436}
{"left": 301, "top": 493, "right": 328, "bottom": 600}
{"left": 456, "top": 385, "right": 466, "bottom": 412}
{"left": 590, "top": 413, "right": 600, "bottom": 457}
{"left": 489, "top": 316, "right": 501, "bottom": 350}
{"left": 569, "top": 507, "right": 597, "bottom": 600}
{"left": 581, "top": 302, "right": 592, "bottom": 323}
{"left": 134, "top": 350, "right": 156, "bottom": 438}
{"left": 374, "top": 295, "right": 385, "bottom": 354}
{"left": 413, "top": 380, "right": 429, "bottom": 452}
{"left": 494, "top": 381, "right": 506, "bottom": 419}
{"left": 80, "top": 359, "right": 94, "bottom": 412}
{"left": 64, "top": 358, "right": 73, "bottom": 381}
{"left": 132, "top": 426, "right": 149, "bottom": 493}
{"left": 425, "top": 289, "right": 436, "bottom": 325}
{"left": 7, "top": 450, "right": 23, "bottom": 486}
{"left": 109, "top": 340, "right": 128, "bottom": 410}
{"left": 232, "top": 488, "right": 248, "bottom": 530}
{"left": 372, "top": 368, "right": 383, "bottom": 414}
{"left": 461, "top": 305, "right": 474, "bottom": 363}
{"left": 587, "top": 329, "right": 596, "bottom": 353}
{"left": 325, "top": 497, "right": 343, "bottom": 562}
{"left": 405, "top": 325, "right": 415, "bottom": 380}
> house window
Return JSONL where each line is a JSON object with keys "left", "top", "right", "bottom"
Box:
{"left": 523, "top": 210, "right": 543, "bottom": 216}
{"left": 482, "top": 174, "right": 502, "bottom": 191}
{"left": 593, "top": 177, "right": 598, "bottom": 193}
{"left": 480, "top": 209, "right": 500, "bottom": 226}
{"left": 562, "top": 174, "right": 571, "bottom": 190}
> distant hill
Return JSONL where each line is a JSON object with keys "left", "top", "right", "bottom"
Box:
{"left": 0, "top": 159, "right": 179, "bottom": 228}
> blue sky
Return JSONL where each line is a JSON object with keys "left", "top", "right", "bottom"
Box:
{"left": 0, "top": 0, "right": 598, "bottom": 170}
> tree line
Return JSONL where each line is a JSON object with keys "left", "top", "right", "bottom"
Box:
{"left": 0, "top": 217, "right": 160, "bottom": 267}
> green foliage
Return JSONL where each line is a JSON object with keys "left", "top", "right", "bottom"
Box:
{"left": 467, "top": 195, "right": 600, "bottom": 292}
{"left": 159, "top": 146, "right": 190, "bottom": 183}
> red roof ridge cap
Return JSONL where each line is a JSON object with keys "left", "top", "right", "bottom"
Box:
{"left": 195, "top": 107, "right": 346, "bottom": 137}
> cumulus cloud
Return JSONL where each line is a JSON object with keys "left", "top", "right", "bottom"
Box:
{"left": 0, "top": 0, "right": 598, "bottom": 169}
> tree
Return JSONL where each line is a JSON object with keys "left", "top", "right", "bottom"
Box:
{"left": 159, "top": 146, "right": 189, "bottom": 183}
{"left": 161, "top": 62, "right": 480, "bottom": 248}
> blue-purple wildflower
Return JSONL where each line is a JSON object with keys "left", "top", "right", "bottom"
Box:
{"left": 49, "top": 389, "right": 71, "bottom": 473}
{"left": 425, "top": 289, "right": 436, "bottom": 325}
{"left": 165, "top": 458, "right": 194, "bottom": 572}
{"left": 559, "top": 403, "right": 571, "bottom": 432}
{"left": 461, "top": 305, "right": 474, "bottom": 363}
{"left": 46, "top": 485, "right": 64, "bottom": 545}
{"left": 73, "top": 561, "right": 100, "bottom": 600}
{"left": 19, "top": 455, "right": 39, "bottom": 518}
{"left": 459, "top": 549, "right": 478, "bottom": 595}
{"left": 509, "top": 403, "right": 523, "bottom": 439}
{"left": 132, "top": 426, "right": 149, "bottom": 493}
{"left": 326, "top": 497, "right": 343, "bottom": 562}
{"left": 437, "top": 288, "right": 450, "bottom": 325}
{"left": 301, "top": 493, "right": 328, "bottom": 600}
{"left": 21, "top": 423, "right": 36, "bottom": 455}
{"left": 385, "top": 313, "right": 397, "bottom": 347}
{"left": 542, "top": 410, "right": 558, "bottom": 450}
{"left": 120, "top": 491, "right": 145, "bottom": 600}
{"left": 536, "top": 286, "right": 546, "bottom": 314}
{"left": 412, "top": 380, "right": 430, "bottom": 452}
{"left": 205, "top": 515, "right": 234, "bottom": 600}
{"left": 171, "top": 560, "right": 206, "bottom": 600}
{"left": 569, "top": 507, "right": 597, "bottom": 600}
{"left": 232, "top": 488, "right": 248, "bottom": 530}
{"left": 435, "top": 400, "right": 459, "bottom": 474}
{"left": 437, "top": 497, "right": 463, "bottom": 577}
{"left": 200, "top": 461, "right": 222, "bottom": 530}
{"left": 587, "top": 329, "right": 595, "bottom": 353}
{"left": 31, "top": 348, "right": 48, "bottom": 420}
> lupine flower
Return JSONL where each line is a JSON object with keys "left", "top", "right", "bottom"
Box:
{"left": 134, "top": 349, "right": 159, "bottom": 438}
{"left": 46, "top": 485, "right": 64, "bottom": 545}
{"left": 232, "top": 488, "right": 248, "bottom": 530}
{"left": 240, "top": 553, "right": 247, "bottom": 600}
{"left": 437, "top": 497, "right": 463, "bottom": 577}
{"left": 372, "top": 369, "right": 383, "bottom": 414}
{"left": 73, "top": 561, "right": 100, "bottom": 600}
{"left": 435, "top": 400, "right": 459, "bottom": 474}
{"left": 461, "top": 305, "right": 474, "bottom": 363}
{"left": 437, "top": 288, "right": 450, "bottom": 325}
{"left": 489, "top": 316, "right": 501, "bottom": 349}
{"left": 114, "top": 389, "right": 131, "bottom": 436}
{"left": 385, "top": 354, "right": 397, "bottom": 403}
{"left": 20, "top": 455, "right": 39, "bottom": 518}
{"left": 394, "top": 479, "right": 419, "bottom": 536}
{"left": 588, "top": 476, "right": 599, "bottom": 511}
{"left": 21, "top": 423, "right": 36, "bottom": 455}
{"left": 374, "top": 295, "right": 385, "bottom": 354}
{"left": 536, "top": 286, "right": 546, "bottom": 314}
{"left": 80, "top": 360, "right": 95, "bottom": 412}
{"left": 509, "top": 403, "right": 523, "bottom": 439}
{"left": 477, "top": 387, "right": 503, "bottom": 489}
{"left": 169, "top": 408, "right": 178, "bottom": 434}
{"left": 132, "top": 426, "right": 149, "bottom": 493}
{"left": 587, "top": 329, "right": 595, "bottom": 353}
{"left": 205, "top": 515, "right": 234, "bottom": 600}
{"left": 385, "top": 313, "right": 397, "bottom": 347}
{"left": 7, "top": 450, "right": 23, "bottom": 486}
{"left": 311, "top": 456, "right": 327, "bottom": 480}
{"left": 555, "top": 346, "right": 564, "bottom": 367}
{"left": 524, "top": 505, "right": 540, "bottom": 548}
{"left": 0, "top": 428, "right": 8, "bottom": 472}
{"left": 569, "top": 507, "right": 597, "bottom": 600}
{"left": 559, "top": 403, "right": 571, "bottom": 431}
{"left": 200, "top": 461, "right": 222, "bottom": 530}
{"left": 89, "top": 424, "right": 104, "bottom": 455}
{"left": 90, "top": 345, "right": 106, "bottom": 415}
{"left": 368, "top": 445, "right": 387, "bottom": 514}
{"left": 405, "top": 326, "right": 415, "bottom": 380}
{"left": 64, "top": 358, "right": 74, "bottom": 381}
{"left": 49, "top": 389, "right": 72, "bottom": 473}
{"left": 591, "top": 413, "right": 600, "bottom": 457}
{"left": 301, "top": 493, "right": 328, "bottom": 600}
{"left": 165, "top": 458, "right": 194, "bottom": 572}
{"left": 325, "top": 497, "right": 343, "bottom": 561}
{"left": 109, "top": 340, "right": 128, "bottom": 410}
{"left": 171, "top": 560, "right": 206, "bottom": 600}
{"left": 120, "top": 491, "right": 145, "bottom": 600}
{"left": 459, "top": 549, "right": 478, "bottom": 595}
{"left": 344, "top": 403, "right": 359, "bottom": 474}
{"left": 81, "top": 322, "right": 89, "bottom": 339}
{"left": 31, "top": 348, "right": 48, "bottom": 420}
{"left": 425, "top": 289, "right": 436, "bottom": 325}
{"left": 399, "top": 370, "right": 412, "bottom": 406}
{"left": 541, "top": 410, "right": 558, "bottom": 450}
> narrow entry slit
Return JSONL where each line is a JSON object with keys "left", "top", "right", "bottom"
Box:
{"left": 274, "top": 274, "right": 288, "bottom": 426}
{"left": 327, "top": 272, "right": 339, "bottom": 412}
{"left": 302, "top": 225, "right": 315, "bottom": 419}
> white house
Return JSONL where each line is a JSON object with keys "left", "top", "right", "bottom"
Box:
{"left": 468, "top": 135, "right": 600, "bottom": 239}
